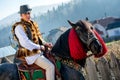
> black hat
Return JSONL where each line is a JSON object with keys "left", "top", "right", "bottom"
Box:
{"left": 19, "top": 5, "right": 32, "bottom": 14}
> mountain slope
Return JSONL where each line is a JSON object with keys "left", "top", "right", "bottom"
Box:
{"left": 0, "top": 0, "right": 120, "bottom": 47}
{"left": 0, "top": 4, "right": 58, "bottom": 29}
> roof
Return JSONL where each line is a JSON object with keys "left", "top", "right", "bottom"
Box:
{"left": 106, "top": 22, "right": 120, "bottom": 30}
{"left": 49, "top": 27, "right": 68, "bottom": 36}
{"left": 0, "top": 46, "right": 16, "bottom": 58}
{"left": 92, "top": 17, "right": 120, "bottom": 27}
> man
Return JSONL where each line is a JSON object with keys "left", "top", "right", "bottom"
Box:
{"left": 12, "top": 5, "right": 55, "bottom": 80}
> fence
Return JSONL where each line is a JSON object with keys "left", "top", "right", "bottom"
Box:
{"left": 83, "top": 41, "right": 120, "bottom": 80}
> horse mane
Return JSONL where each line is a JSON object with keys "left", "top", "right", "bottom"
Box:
{"left": 51, "top": 28, "right": 87, "bottom": 67}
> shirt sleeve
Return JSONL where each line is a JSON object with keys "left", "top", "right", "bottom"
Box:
{"left": 15, "top": 25, "right": 41, "bottom": 51}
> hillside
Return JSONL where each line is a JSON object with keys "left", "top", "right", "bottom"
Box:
{"left": 36, "top": 0, "right": 120, "bottom": 34}
{"left": 0, "top": 0, "right": 120, "bottom": 47}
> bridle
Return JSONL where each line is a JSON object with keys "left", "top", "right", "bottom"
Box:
{"left": 75, "top": 26, "right": 98, "bottom": 50}
{"left": 75, "top": 25, "right": 103, "bottom": 58}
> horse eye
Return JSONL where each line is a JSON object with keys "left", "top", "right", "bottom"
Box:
{"left": 91, "top": 27, "right": 93, "bottom": 30}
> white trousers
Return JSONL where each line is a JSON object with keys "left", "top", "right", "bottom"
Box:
{"left": 34, "top": 55, "right": 55, "bottom": 80}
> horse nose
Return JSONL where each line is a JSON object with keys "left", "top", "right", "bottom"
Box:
{"left": 90, "top": 40, "right": 102, "bottom": 55}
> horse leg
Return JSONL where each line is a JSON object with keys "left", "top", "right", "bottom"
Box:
{"left": 60, "top": 63, "right": 85, "bottom": 80}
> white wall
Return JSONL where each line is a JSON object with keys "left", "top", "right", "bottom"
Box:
{"left": 93, "top": 24, "right": 107, "bottom": 38}
{"left": 107, "top": 27, "right": 120, "bottom": 37}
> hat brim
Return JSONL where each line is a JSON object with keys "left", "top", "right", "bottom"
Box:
{"left": 18, "top": 9, "right": 32, "bottom": 14}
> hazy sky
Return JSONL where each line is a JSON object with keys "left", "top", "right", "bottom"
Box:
{"left": 0, "top": 0, "right": 71, "bottom": 20}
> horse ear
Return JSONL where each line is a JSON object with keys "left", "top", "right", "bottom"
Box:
{"left": 67, "top": 20, "right": 76, "bottom": 28}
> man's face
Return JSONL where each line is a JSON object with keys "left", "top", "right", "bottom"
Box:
{"left": 21, "top": 11, "right": 31, "bottom": 22}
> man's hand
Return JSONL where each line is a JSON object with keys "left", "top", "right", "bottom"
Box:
{"left": 45, "top": 43, "right": 53, "bottom": 48}
{"left": 40, "top": 45, "right": 45, "bottom": 51}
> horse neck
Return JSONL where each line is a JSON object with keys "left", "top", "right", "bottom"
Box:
{"left": 51, "top": 29, "right": 71, "bottom": 59}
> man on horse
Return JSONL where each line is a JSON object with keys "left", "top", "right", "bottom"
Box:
{"left": 12, "top": 4, "right": 55, "bottom": 80}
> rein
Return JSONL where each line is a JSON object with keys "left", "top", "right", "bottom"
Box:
{"left": 87, "top": 36, "right": 97, "bottom": 48}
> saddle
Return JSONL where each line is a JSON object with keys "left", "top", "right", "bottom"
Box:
{"left": 16, "top": 52, "right": 61, "bottom": 80}
{"left": 17, "top": 58, "right": 46, "bottom": 80}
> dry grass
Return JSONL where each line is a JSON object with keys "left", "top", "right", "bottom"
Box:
{"left": 105, "top": 40, "right": 120, "bottom": 59}
{"left": 91, "top": 40, "right": 120, "bottom": 62}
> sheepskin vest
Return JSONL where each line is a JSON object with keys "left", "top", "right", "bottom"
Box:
{"left": 12, "top": 19, "right": 43, "bottom": 58}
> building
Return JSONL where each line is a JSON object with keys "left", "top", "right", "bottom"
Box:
{"left": 0, "top": 46, "right": 16, "bottom": 63}
{"left": 106, "top": 22, "right": 120, "bottom": 37}
{"left": 93, "top": 23, "right": 107, "bottom": 38}
{"left": 47, "top": 27, "right": 68, "bottom": 44}
{"left": 92, "top": 17, "right": 120, "bottom": 38}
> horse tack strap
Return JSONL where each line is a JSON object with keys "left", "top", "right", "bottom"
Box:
{"left": 19, "top": 72, "right": 27, "bottom": 80}
{"left": 18, "top": 63, "right": 43, "bottom": 71}
{"left": 54, "top": 53, "right": 82, "bottom": 72}
{"left": 61, "top": 59, "right": 82, "bottom": 72}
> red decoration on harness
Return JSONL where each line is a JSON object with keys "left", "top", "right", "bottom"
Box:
{"left": 69, "top": 28, "right": 87, "bottom": 60}
{"left": 93, "top": 30, "right": 108, "bottom": 58}
{"left": 68, "top": 28, "right": 108, "bottom": 60}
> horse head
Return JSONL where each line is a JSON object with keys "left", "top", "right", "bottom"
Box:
{"left": 68, "top": 20, "right": 102, "bottom": 55}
